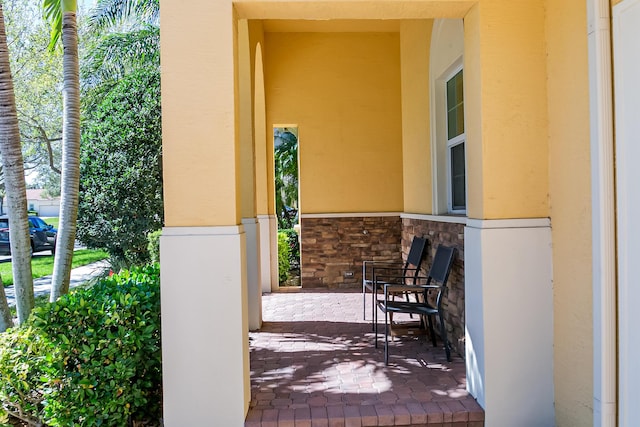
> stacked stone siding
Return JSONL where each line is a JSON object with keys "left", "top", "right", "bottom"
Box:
{"left": 300, "top": 216, "right": 402, "bottom": 289}
{"left": 401, "top": 217, "right": 466, "bottom": 357}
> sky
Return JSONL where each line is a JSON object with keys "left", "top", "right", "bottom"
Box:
{"left": 78, "top": 0, "right": 96, "bottom": 9}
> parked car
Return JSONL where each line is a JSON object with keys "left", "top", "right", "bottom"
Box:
{"left": 0, "top": 215, "right": 57, "bottom": 255}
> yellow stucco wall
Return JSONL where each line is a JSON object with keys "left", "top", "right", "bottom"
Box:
{"left": 239, "top": 20, "right": 257, "bottom": 219}
{"left": 401, "top": 20, "right": 433, "bottom": 214}
{"left": 464, "top": 6, "right": 484, "bottom": 218}
{"left": 264, "top": 31, "right": 403, "bottom": 214}
{"left": 161, "top": 1, "right": 240, "bottom": 226}
{"left": 464, "top": 1, "right": 550, "bottom": 219}
{"left": 248, "top": 22, "right": 270, "bottom": 216}
{"left": 546, "top": 0, "right": 593, "bottom": 424}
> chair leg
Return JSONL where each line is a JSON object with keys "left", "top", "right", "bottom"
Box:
{"left": 372, "top": 286, "right": 378, "bottom": 332}
{"left": 404, "top": 292, "right": 414, "bottom": 319}
{"left": 371, "top": 286, "right": 375, "bottom": 331}
{"left": 438, "top": 310, "right": 451, "bottom": 362}
{"left": 374, "top": 304, "right": 379, "bottom": 348}
{"left": 384, "top": 310, "right": 389, "bottom": 365}
{"left": 427, "top": 315, "right": 437, "bottom": 347}
{"left": 363, "top": 285, "right": 366, "bottom": 321}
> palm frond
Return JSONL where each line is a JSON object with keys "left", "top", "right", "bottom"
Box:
{"left": 42, "top": 0, "right": 62, "bottom": 51}
{"left": 89, "top": 0, "right": 159, "bottom": 31}
{"left": 81, "top": 26, "right": 159, "bottom": 91}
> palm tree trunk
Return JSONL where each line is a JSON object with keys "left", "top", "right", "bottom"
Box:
{"left": 0, "top": 275, "right": 12, "bottom": 332}
{"left": 0, "top": 4, "right": 33, "bottom": 326}
{"left": 50, "top": 9, "right": 80, "bottom": 301}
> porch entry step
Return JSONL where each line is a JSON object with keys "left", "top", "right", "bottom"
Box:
{"left": 244, "top": 400, "right": 485, "bottom": 427}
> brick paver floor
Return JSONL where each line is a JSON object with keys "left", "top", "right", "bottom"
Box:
{"left": 246, "top": 289, "right": 484, "bottom": 426}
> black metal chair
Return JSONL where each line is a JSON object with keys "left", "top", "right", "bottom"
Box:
{"left": 375, "top": 244, "right": 456, "bottom": 365}
{"left": 362, "top": 236, "right": 427, "bottom": 329}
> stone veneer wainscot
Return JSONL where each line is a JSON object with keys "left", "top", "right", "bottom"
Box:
{"left": 401, "top": 215, "right": 466, "bottom": 357}
{"left": 300, "top": 215, "right": 402, "bottom": 288}
{"left": 300, "top": 213, "right": 466, "bottom": 357}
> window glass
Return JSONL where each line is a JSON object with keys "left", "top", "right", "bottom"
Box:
{"left": 446, "top": 70, "right": 464, "bottom": 139}
{"left": 451, "top": 143, "right": 466, "bottom": 210}
{"left": 446, "top": 69, "right": 466, "bottom": 212}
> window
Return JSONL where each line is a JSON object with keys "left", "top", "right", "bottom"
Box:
{"left": 445, "top": 69, "right": 466, "bottom": 212}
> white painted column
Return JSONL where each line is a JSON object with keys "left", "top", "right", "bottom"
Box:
{"left": 160, "top": 226, "right": 250, "bottom": 426}
{"left": 465, "top": 218, "right": 554, "bottom": 427}
{"left": 588, "top": 0, "right": 617, "bottom": 425}
{"left": 269, "top": 215, "right": 279, "bottom": 292}
{"left": 257, "top": 214, "right": 273, "bottom": 293}
{"left": 242, "top": 218, "right": 262, "bottom": 330}
{"left": 613, "top": 2, "right": 640, "bottom": 425}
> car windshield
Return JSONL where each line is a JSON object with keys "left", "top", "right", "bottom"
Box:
{"left": 0, "top": 220, "right": 7, "bottom": 229}
{"left": 30, "top": 217, "right": 48, "bottom": 228}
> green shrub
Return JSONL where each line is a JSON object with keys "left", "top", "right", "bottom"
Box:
{"left": 147, "top": 229, "right": 162, "bottom": 264}
{"left": 281, "top": 228, "right": 300, "bottom": 269}
{"left": 277, "top": 231, "right": 290, "bottom": 283}
{"left": 0, "top": 265, "right": 162, "bottom": 426}
{"left": 77, "top": 68, "right": 163, "bottom": 269}
{"left": 0, "top": 325, "right": 57, "bottom": 425}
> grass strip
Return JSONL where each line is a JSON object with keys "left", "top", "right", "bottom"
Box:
{"left": 1, "top": 249, "right": 109, "bottom": 287}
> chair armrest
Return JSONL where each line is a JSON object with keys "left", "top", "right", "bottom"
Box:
{"left": 362, "top": 261, "right": 418, "bottom": 282}
{"left": 382, "top": 283, "right": 442, "bottom": 298}
{"left": 374, "top": 274, "right": 428, "bottom": 285}
{"left": 369, "top": 266, "right": 419, "bottom": 280}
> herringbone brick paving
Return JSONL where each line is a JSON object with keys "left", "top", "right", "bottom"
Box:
{"left": 245, "top": 290, "right": 484, "bottom": 426}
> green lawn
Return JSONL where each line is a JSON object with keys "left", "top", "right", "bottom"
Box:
{"left": 41, "top": 217, "right": 59, "bottom": 229}
{"left": 1, "top": 249, "right": 109, "bottom": 287}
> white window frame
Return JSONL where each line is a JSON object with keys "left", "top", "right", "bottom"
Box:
{"left": 444, "top": 66, "right": 467, "bottom": 214}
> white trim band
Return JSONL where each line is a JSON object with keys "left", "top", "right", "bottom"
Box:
{"left": 401, "top": 213, "right": 467, "bottom": 224}
{"left": 466, "top": 218, "right": 551, "bottom": 230}
{"left": 300, "top": 212, "right": 401, "bottom": 219}
{"left": 162, "top": 225, "right": 244, "bottom": 237}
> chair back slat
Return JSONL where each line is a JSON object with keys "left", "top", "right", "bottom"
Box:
{"left": 405, "top": 236, "right": 427, "bottom": 270}
{"left": 403, "top": 236, "right": 427, "bottom": 285}
{"left": 428, "top": 245, "right": 456, "bottom": 286}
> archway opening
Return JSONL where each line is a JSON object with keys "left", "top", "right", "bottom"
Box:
{"left": 273, "top": 126, "right": 300, "bottom": 287}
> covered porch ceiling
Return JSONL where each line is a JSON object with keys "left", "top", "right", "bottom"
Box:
{"left": 235, "top": 0, "right": 475, "bottom": 20}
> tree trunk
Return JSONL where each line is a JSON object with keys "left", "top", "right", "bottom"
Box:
{"left": 0, "top": 275, "right": 12, "bottom": 332}
{"left": 0, "top": 4, "right": 33, "bottom": 325}
{"left": 50, "top": 9, "right": 80, "bottom": 301}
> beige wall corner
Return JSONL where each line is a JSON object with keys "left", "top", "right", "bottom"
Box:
{"left": 161, "top": 0, "right": 240, "bottom": 226}
{"left": 546, "top": 0, "right": 594, "bottom": 425}
{"left": 465, "top": 1, "right": 550, "bottom": 220}
{"left": 401, "top": 20, "right": 433, "bottom": 214}
{"left": 250, "top": 22, "right": 270, "bottom": 217}
{"left": 463, "top": 5, "right": 484, "bottom": 218}
{"left": 239, "top": 19, "right": 258, "bottom": 219}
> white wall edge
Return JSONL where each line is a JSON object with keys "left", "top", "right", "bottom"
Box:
{"left": 163, "top": 225, "right": 244, "bottom": 237}
{"left": 466, "top": 217, "right": 550, "bottom": 230}
{"left": 465, "top": 223, "right": 554, "bottom": 426}
{"left": 241, "top": 218, "right": 258, "bottom": 225}
{"left": 257, "top": 216, "right": 274, "bottom": 293}
{"left": 589, "top": 0, "right": 617, "bottom": 425}
{"left": 401, "top": 212, "right": 467, "bottom": 224}
{"left": 300, "top": 212, "right": 401, "bottom": 219}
